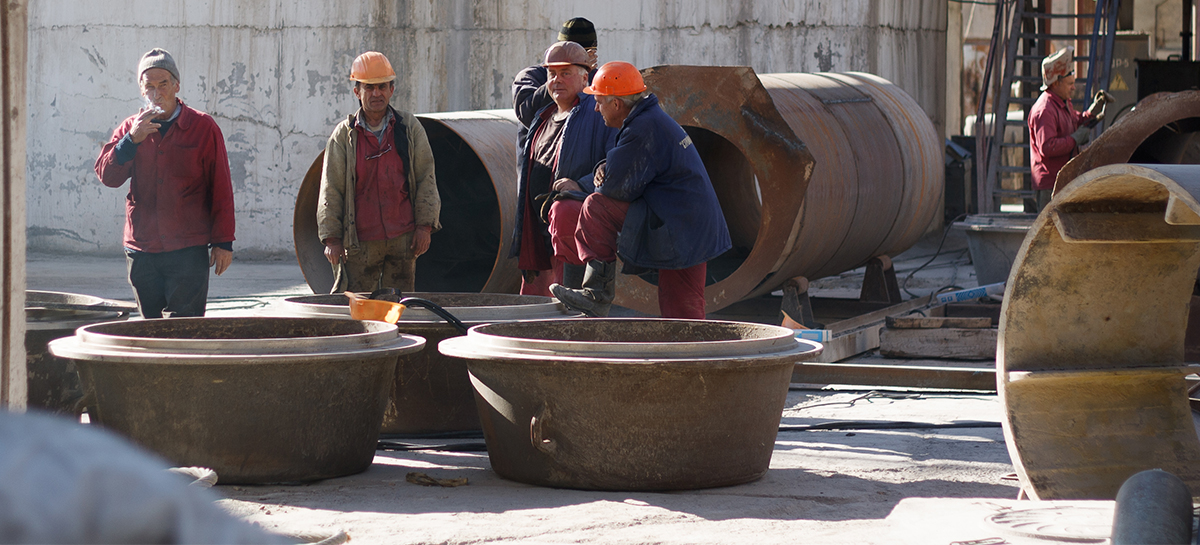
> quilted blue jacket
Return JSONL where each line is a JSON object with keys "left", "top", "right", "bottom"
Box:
{"left": 598, "top": 94, "right": 732, "bottom": 270}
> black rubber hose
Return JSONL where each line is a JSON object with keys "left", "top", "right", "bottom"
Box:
{"left": 380, "top": 430, "right": 485, "bottom": 440}
{"left": 377, "top": 439, "right": 488, "bottom": 452}
{"left": 397, "top": 297, "right": 469, "bottom": 334}
{"left": 376, "top": 421, "right": 1004, "bottom": 453}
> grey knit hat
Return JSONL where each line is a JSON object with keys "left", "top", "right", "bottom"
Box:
{"left": 138, "top": 48, "right": 179, "bottom": 82}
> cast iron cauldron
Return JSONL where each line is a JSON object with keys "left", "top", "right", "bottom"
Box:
{"left": 25, "top": 290, "right": 132, "bottom": 414}
{"left": 49, "top": 317, "right": 425, "bottom": 484}
{"left": 440, "top": 318, "right": 823, "bottom": 491}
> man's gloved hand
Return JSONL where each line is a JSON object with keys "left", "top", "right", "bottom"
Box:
{"left": 1087, "top": 90, "right": 1112, "bottom": 120}
{"left": 1071, "top": 126, "right": 1092, "bottom": 146}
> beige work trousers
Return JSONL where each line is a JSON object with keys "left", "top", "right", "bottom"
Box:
{"left": 343, "top": 231, "right": 416, "bottom": 293}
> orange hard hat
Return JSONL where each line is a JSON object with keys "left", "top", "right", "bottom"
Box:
{"left": 350, "top": 51, "right": 396, "bottom": 84}
{"left": 583, "top": 61, "right": 646, "bottom": 97}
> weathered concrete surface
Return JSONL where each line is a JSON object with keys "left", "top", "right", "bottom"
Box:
{"left": 26, "top": 0, "right": 946, "bottom": 258}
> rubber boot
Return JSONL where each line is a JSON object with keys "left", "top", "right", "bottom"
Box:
{"left": 551, "top": 260, "right": 616, "bottom": 317}
{"left": 561, "top": 263, "right": 585, "bottom": 290}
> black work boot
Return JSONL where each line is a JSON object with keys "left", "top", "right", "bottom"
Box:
{"left": 551, "top": 260, "right": 616, "bottom": 317}
{"left": 560, "top": 263, "right": 585, "bottom": 290}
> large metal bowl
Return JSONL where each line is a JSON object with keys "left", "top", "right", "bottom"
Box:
{"left": 49, "top": 317, "right": 425, "bottom": 484}
{"left": 440, "top": 318, "right": 823, "bottom": 491}
{"left": 25, "top": 290, "right": 131, "bottom": 414}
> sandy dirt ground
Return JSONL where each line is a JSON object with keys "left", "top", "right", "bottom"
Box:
{"left": 214, "top": 390, "right": 1025, "bottom": 545}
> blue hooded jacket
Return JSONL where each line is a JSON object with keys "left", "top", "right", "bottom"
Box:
{"left": 509, "top": 92, "right": 616, "bottom": 259}
{"left": 598, "top": 94, "right": 732, "bottom": 270}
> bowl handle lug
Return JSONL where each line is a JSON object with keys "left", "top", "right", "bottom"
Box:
{"left": 530, "top": 404, "right": 557, "bottom": 455}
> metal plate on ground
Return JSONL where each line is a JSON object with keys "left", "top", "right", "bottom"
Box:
{"left": 985, "top": 505, "right": 1113, "bottom": 543}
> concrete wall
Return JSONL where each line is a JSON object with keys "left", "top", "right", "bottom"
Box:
{"left": 26, "top": 0, "right": 946, "bottom": 258}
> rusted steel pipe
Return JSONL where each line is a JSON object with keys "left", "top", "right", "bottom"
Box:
{"left": 754, "top": 71, "right": 943, "bottom": 284}
{"left": 1054, "top": 91, "right": 1200, "bottom": 194}
{"left": 294, "top": 110, "right": 521, "bottom": 295}
{"left": 630, "top": 67, "right": 941, "bottom": 311}
{"left": 293, "top": 69, "right": 942, "bottom": 315}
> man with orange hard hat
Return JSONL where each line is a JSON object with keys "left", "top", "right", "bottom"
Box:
{"left": 317, "top": 51, "right": 441, "bottom": 293}
{"left": 550, "top": 61, "right": 731, "bottom": 319}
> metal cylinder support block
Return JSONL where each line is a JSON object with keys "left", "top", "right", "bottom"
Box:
{"left": 999, "top": 163, "right": 1200, "bottom": 499}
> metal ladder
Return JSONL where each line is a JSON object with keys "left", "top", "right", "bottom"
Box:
{"left": 974, "top": 0, "right": 1120, "bottom": 213}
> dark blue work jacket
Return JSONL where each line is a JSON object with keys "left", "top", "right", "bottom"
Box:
{"left": 508, "top": 93, "right": 616, "bottom": 259}
{"left": 598, "top": 94, "right": 732, "bottom": 270}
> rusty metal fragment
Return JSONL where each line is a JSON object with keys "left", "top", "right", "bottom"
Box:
{"left": 1055, "top": 91, "right": 1200, "bottom": 194}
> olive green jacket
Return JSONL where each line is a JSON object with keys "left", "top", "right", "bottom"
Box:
{"left": 316, "top": 106, "right": 441, "bottom": 252}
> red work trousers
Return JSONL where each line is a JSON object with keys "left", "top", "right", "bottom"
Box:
{"left": 574, "top": 193, "right": 707, "bottom": 319}
{"left": 519, "top": 198, "right": 585, "bottom": 296}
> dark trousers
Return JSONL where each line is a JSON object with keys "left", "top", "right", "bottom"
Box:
{"left": 125, "top": 245, "right": 210, "bottom": 318}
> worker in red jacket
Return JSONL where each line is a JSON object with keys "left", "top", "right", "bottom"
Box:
{"left": 1028, "top": 46, "right": 1109, "bottom": 210}
{"left": 95, "top": 48, "right": 235, "bottom": 318}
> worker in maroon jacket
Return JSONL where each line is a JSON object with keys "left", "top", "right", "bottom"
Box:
{"left": 95, "top": 48, "right": 235, "bottom": 318}
{"left": 1028, "top": 46, "right": 1109, "bottom": 210}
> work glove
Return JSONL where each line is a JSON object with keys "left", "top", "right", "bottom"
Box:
{"left": 1086, "top": 90, "right": 1112, "bottom": 120}
{"left": 1071, "top": 126, "right": 1092, "bottom": 146}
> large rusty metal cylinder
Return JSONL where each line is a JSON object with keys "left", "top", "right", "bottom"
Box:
{"left": 294, "top": 68, "right": 942, "bottom": 314}
{"left": 295, "top": 110, "right": 522, "bottom": 295}
{"left": 1055, "top": 91, "right": 1200, "bottom": 193}
{"left": 630, "top": 67, "right": 942, "bottom": 313}
{"left": 999, "top": 164, "right": 1200, "bottom": 499}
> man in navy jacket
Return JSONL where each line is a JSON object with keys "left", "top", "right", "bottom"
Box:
{"left": 551, "top": 62, "right": 731, "bottom": 318}
{"left": 509, "top": 41, "right": 616, "bottom": 296}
